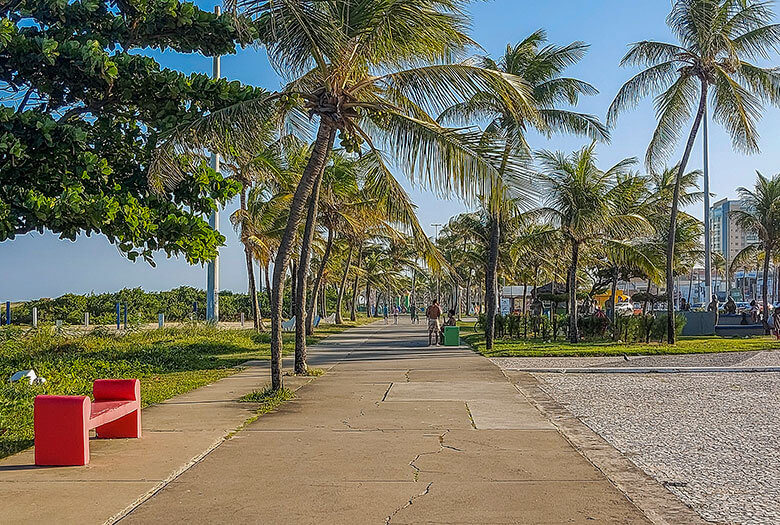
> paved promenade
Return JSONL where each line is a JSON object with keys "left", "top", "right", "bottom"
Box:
{"left": 122, "top": 323, "right": 649, "bottom": 524}
{"left": 1, "top": 322, "right": 691, "bottom": 523}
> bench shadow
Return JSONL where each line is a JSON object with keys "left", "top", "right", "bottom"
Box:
{"left": 0, "top": 463, "right": 49, "bottom": 471}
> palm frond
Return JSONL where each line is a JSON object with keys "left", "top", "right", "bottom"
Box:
{"left": 607, "top": 61, "right": 680, "bottom": 127}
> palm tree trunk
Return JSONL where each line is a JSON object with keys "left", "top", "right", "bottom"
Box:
{"left": 610, "top": 267, "right": 618, "bottom": 340}
{"left": 295, "top": 170, "right": 325, "bottom": 375}
{"left": 308, "top": 227, "right": 334, "bottom": 333}
{"left": 290, "top": 261, "right": 297, "bottom": 318}
{"left": 568, "top": 240, "right": 581, "bottom": 343}
{"left": 667, "top": 82, "right": 708, "bottom": 344}
{"left": 350, "top": 243, "right": 363, "bottom": 321}
{"left": 485, "top": 212, "right": 500, "bottom": 350}
{"left": 411, "top": 268, "right": 417, "bottom": 319}
{"left": 336, "top": 244, "right": 353, "bottom": 324}
{"left": 265, "top": 263, "right": 272, "bottom": 310}
{"left": 522, "top": 281, "right": 528, "bottom": 339}
{"left": 239, "top": 188, "right": 262, "bottom": 331}
{"left": 763, "top": 246, "right": 771, "bottom": 334}
{"left": 269, "top": 121, "right": 336, "bottom": 390}
{"left": 465, "top": 271, "right": 471, "bottom": 319}
{"left": 687, "top": 266, "right": 694, "bottom": 304}
{"left": 366, "top": 283, "right": 372, "bottom": 317}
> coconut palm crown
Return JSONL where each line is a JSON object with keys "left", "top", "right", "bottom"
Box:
{"left": 154, "top": 0, "right": 544, "bottom": 390}
{"left": 607, "top": 0, "right": 780, "bottom": 343}
{"left": 438, "top": 29, "right": 610, "bottom": 349}
{"left": 732, "top": 172, "right": 780, "bottom": 329}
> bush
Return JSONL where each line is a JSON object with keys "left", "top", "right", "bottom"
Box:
{"left": 649, "top": 313, "right": 687, "bottom": 343}
{"left": 579, "top": 314, "right": 609, "bottom": 338}
{"left": 4, "top": 286, "right": 281, "bottom": 325}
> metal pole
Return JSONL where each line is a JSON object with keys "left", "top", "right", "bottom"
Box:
{"left": 432, "top": 223, "right": 443, "bottom": 300}
{"left": 123, "top": 303, "right": 127, "bottom": 330}
{"left": 116, "top": 302, "right": 121, "bottom": 330}
{"left": 703, "top": 103, "right": 712, "bottom": 305}
{"left": 32, "top": 306, "right": 37, "bottom": 329}
{"left": 5, "top": 301, "right": 9, "bottom": 325}
{"left": 206, "top": 5, "right": 222, "bottom": 324}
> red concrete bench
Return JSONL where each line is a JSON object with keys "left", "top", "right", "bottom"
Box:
{"left": 34, "top": 379, "right": 141, "bottom": 466}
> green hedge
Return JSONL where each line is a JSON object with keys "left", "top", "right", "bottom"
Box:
{"left": 3, "top": 287, "right": 272, "bottom": 324}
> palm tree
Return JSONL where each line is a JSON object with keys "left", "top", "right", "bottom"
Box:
{"left": 732, "top": 172, "right": 780, "bottom": 330}
{"left": 535, "top": 145, "right": 650, "bottom": 343}
{"left": 228, "top": 136, "right": 302, "bottom": 331}
{"left": 156, "top": 1, "right": 542, "bottom": 390}
{"left": 608, "top": 0, "right": 780, "bottom": 342}
{"left": 439, "top": 30, "right": 609, "bottom": 350}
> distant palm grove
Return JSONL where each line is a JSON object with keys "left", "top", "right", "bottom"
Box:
{"left": 5, "top": 0, "right": 780, "bottom": 391}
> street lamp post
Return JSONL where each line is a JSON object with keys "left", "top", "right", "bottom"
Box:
{"left": 432, "top": 223, "right": 443, "bottom": 301}
{"left": 703, "top": 104, "right": 712, "bottom": 306}
{"left": 206, "top": 6, "right": 221, "bottom": 324}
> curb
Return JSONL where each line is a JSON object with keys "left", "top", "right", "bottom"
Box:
{"left": 502, "top": 366, "right": 780, "bottom": 374}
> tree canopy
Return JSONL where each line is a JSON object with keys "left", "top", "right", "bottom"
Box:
{"left": 0, "top": 0, "right": 263, "bottom": 263}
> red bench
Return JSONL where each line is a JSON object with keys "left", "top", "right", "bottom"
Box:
{"left": 34, "top": 379, "right": 141, "bottom": 466}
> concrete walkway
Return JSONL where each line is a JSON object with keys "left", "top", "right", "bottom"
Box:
{"left": 119, "top": 322, "right": 649, "bottom": 524}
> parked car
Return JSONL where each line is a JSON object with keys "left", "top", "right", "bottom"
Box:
{"left": 615, "top": 302, "right": 634, "bottom": 316}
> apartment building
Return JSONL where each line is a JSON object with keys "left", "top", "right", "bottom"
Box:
{"left": 710, "top": 198, "right": 759, "bottom": 267}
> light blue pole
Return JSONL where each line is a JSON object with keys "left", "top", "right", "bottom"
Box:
{"left": 116, "top": 302, "right": 121, "bottom": 330}
{"left": 5, "top": 301, "right": 10, "bottom": 325}
{"left": 123, "top": 303, "right": 127, "bottom": 329}
{"left": 206, "top": 8, "right": 222, "bottom": 324}
{"left": 703, "top": 104, "right": 712, "bottom": 304}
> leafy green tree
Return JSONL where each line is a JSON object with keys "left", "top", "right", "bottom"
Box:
{"left": 0, "top": 0, "right": 261, "bottom": 263}
{"left": 608, "top": 0, "right": 780, "bottom": 342}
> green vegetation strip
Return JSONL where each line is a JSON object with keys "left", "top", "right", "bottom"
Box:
{"left": 458, "top": 325, "right": 780, "bottom": 357}
{"left": 0, "top": 318, "right": 374, "bottom": 459}
{"left": 240, "top": 386, "right": 295, "bottom": 406}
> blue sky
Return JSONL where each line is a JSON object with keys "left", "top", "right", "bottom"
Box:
{"left": 3, "top": 0, "right": 780, "bottom": 300}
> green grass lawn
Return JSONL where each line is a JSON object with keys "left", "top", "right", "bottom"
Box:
{"left": 458, "top": 324, "right": 780, "bottom": 358}
{"left": 0, "top": 318, "right": 375, "bottom": 459}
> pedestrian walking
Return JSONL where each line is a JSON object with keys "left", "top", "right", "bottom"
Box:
{"left": 426, "top": 299, "right": 442, "bottom": 346}
{"left": 383, "top": 303, "right": 389, "bottom": 324}
{"left": 393, "top": 305, "right": 399, "bottom": 324}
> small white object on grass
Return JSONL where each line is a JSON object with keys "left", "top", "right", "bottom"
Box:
{"left": 10, "top": 369, "right": 46, "bottom": 385}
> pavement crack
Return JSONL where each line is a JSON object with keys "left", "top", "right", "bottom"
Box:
{"left": 384, "top": 482, "right": 433, "bottom": 524}
{"left": 464, "top": 402, "right": 477, "bottom": 429}
{"left": 408, "top": 430, "right": 461, "bottom": 481}
{"left": 382, "top": 382, "right": 393, "bottom": 402}
{"left": 404, "top": 369, "right": 411, "bottom": 382}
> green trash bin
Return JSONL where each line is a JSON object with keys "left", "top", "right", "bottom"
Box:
{"left": 443, "top": 326, "right": 460, "bottom": 346}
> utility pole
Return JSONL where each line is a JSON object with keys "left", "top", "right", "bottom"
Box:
{"left": 206, "top": 5, "right": 221, "bottom": 324}
{"left": 432, "top": 223, "right": 443, "bottom": 301}
{"left": 703, "top": 103, "right": 712, "bottom": 305}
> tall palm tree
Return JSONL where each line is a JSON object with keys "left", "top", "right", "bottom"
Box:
{"left": 231, "top": 184, "right": 292, "bottom": 317}
{"left": 732, "top": 172, "right": 780, "bottom": 330}
{"left": 228, "top": 136, "right": 302, "bottom": 330}
{"left": 535, "top": 145, "right": 650, "bottom": 343}
{"left": 608, "top": 0, "right": 780, "bottom": 342}
{"left": 439, "top": 30, "right": 609, "bottom": 350}
{"left": 156, "top": 1, "right": 541, "bottom": 390}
